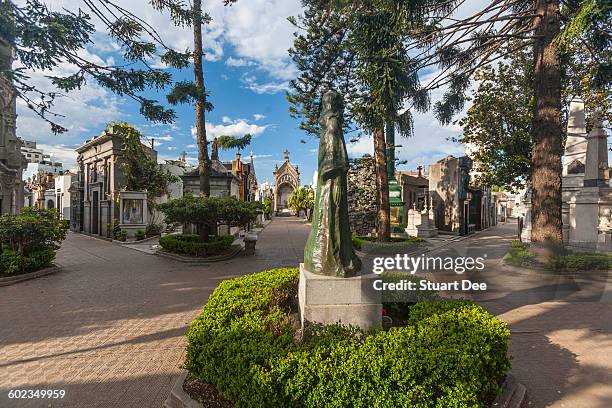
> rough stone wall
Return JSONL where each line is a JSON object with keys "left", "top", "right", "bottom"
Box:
{"left": 347, "top": 156, "right": 377, "bottom": 236}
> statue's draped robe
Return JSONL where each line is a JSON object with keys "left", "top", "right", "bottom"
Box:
{"left": 304, "top": 111, "right": 361, "bottom": 277}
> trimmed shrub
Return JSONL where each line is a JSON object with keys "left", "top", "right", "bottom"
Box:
{"left": 352, "top": 235, "right": 422, "bottom": 250}
{"left": 0, "top": 208, "right": 67, "bottom": 275}
{"left": 145, "top": 223, "right": 163, "bottom": 236}
{"left": 135, "top": 229, "right": 146, "bottom": 241}
{"left": 506, "top": 240, "right": 612, "bottom": 271}
{"left": 380, "top": 272, "right": 440, "bottom": 325}
{"left": 114, "top": 229, "right": 127, "bottom": 242}
{"left": 159, "top": 234, "right": 234, "bottom": 257}
{"left": 550, "top": 253, "right": 611, "bottom": 271}
{"left": 186, "top": 268, "right": 511, "bottom": 408}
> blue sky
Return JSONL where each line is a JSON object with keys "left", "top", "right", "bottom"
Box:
{"left": 16, "top": 0, "right": 470, "bottom": 186}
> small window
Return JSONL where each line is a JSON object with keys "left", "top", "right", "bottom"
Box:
{"left": 122, "top": 199, "right": 143, "bottom": 224}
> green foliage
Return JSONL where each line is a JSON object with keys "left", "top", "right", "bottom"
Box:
{"left": 262, "top": 197, "right": 272, "bottom": 220}
{"left": 135, "top": 230, "right": 146, "bottom": 241}
{"left": 114, "top": 229, "right": 127, "bottom": 242}
{"left": 550, "top": 253, "right": 612, "bottom": 271}
{"left": 108, "top": 219, "right": 122, "bottom": 240}
{"left": 216, "top": 134, "right": 253, "bottom": 151}
{"left": 505, "top": 240, "right": 536, "bottom": 267}
{"left": 0, "top": 208, "right": 68, "bottom": 275}
{"left": 112, "top": 123, "right": 178, "bottom": 202}
{"left": 505, "top": 240, "right": 611, "bottom": 271}
{"left": 287, "top": 187, "right": 314, "bottom": 218}
{"left": 186, "top": 268, "right": 510, "bottom": 408}
{"left": 159, "top": 234, "right": 234, "bottom": 257}
{"left": 158, "top": 194, "right": 259, "bottom": 235}
{"left": 145, "top": 223, "right": 163, "bottom": 236}
{"left": 352, "top": 235, "right": 422, "bottom": 250}
{"left": 186, "top": 268, "right": 299, "bottom": 407}
{"left": 380, "top": 272, "right": 440, "bottom": 325}
{"left": 288, "top": 0, "right": 430, "bottom": 137}
{"left": 0, "top": 0, "right": 183, "bottom": 133}
{"left": 454, "top": 44, "right": 533, "bottom": 191}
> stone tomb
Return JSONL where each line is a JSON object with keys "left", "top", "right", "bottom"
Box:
{"left": 405, "top": 197, "right": 438, "bottom": 238}
{"left": 568, "top": 113, "right": 612, "bottom": 251}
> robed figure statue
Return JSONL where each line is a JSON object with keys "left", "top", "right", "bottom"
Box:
{"left": 304, "top": 90, "right": 361, "bottom": 277}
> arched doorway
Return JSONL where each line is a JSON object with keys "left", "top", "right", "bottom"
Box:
{"left": 277, "top": 183, "right": 295, "bottom": 211}
{"left": 273, "top": 150, "right": 301, "bottom": 213}
{"left": 47, "top": 199, "right": 54, "bottom": 209}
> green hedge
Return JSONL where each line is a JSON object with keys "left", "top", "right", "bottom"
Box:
{"left": 0, "top": 208, "right": 67, "bottom": 275}
{"left": 352, "top": 235, "right": 422, "bottom": 250}
{"left": 506, "top": 240, "right": 612, "bottom": 270}
{"left": 0, "top": 248, "right": 55, "bottom": 275}
{"left": 159, "top": 234, "right": 234, "bottom": 257}
{"left": 186, "top": 268, "right": 511, "bottom": 407}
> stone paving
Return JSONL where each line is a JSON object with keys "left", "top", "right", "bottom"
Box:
{"left": 1, "top": 217, "right": 610, "bottom": 407}
{"left": 0, "top": 217, "right": 309, "bottom": 408}
{"left": 424, "top": 221, "right": 612, "bottom": 408}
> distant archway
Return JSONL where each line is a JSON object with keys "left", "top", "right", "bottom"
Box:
{"left": 273, "top": 150, "right": 300, "bottom": 213}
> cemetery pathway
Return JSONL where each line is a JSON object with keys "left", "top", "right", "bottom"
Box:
{"left": 0, "top": 216, "right": 310, "bottom": 408}
{"left": 428, "top": 221, "right": 612, "bottom": 408}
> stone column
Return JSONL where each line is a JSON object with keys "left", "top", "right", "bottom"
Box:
{"left": 562, "top": 98, "right": 588, "bottom": 243}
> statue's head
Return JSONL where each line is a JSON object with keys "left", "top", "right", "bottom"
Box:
{"left": 321, "top": 90, "right": 342, "bottom": 115}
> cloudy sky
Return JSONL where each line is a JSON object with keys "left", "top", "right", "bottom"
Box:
{"left": 16, "top": 0, "right": 478, "bottom": 185}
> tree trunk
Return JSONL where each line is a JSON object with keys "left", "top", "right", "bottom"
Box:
{"left": 193, "top": 0, "right": 211, "bottom": 197}
{"left": 373, "top": 127, "right": 391, "bottom": 242}
{"left": 530, "top": 0, "right": 563, "bottom": 255}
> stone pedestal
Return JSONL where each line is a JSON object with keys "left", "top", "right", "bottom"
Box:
{"left": 569, "top": 187, "right": 612, "bottom": 251}
{"left": 298, "top": 264, "right": 381, "bottom": 330}
{"left": 562, "top": 98, "right": 588, "bottom": 244}
{"left": 405, "top": 208, "right": 438, "bottom": 238}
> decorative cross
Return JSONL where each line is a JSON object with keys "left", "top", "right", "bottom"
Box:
{"left": 284, "top": 149, "right": 290, "bottom": 161}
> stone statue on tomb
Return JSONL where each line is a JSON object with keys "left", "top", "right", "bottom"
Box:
{"left": 304, "top": 90, "right": 361, "bottom": 277}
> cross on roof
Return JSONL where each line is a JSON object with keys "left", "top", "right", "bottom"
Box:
{"left": 284, "top": 149, "right": 290, "bottom": 161}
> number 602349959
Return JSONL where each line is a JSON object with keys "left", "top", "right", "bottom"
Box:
{"left": 8, "top": 389, "right": 66, "bottom": 399}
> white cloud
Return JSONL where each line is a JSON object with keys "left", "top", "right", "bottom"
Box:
{"left": 241, "top": 75, "right": 289, "bottom": 94}
{"left": 191, "top": 118, "right": 267, "bottom": 139}
{"left": 346, "top": 136, "right": 373, "bottom": 157}
{"left": 226, "top": 57, "right": 256, "bottom": 67}
{"left": 253, "top": 114, "right": 266, "bottom": 121}
{"left": 154, "top": 134, "right": 174, "bottom": 141}
{"left": 37, "top": 144, "right": 78, "bottom": 170}
{"left": 222, "top": 116, "right": 232, "bottom": 124}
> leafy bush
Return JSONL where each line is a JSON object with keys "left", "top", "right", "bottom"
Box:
{"left": 380, "top": 272, "right": 440, "bottom": 325}
{"left": 506, "top": 240, "right": 611, "bottom": 271}
{"left": 550, "top": 253, "right": 612, "bottom": 271}
{"left": 186, "top": 268, "right": 510, "bottom": 408}
{"left": 135, "top": 229, "right": 146, "bottom": 241}
{"left": 505, "top": 240, "right": 535, "bottom": 267}
{"left": 108, "top": 220, "right": 122, "bottom": 240}
{"left": 114, "top": 229, "right": 127, "bottom": 242}
{"left": 263, "top": 197, "right": 272, "bottom": 220}
{"left": 0, "top": 208, "right": 68, "bottom": 275}
{"left": 145, "top": 223, "right": 163, "bottom": 236}
{"left": 159, "top": 234, "right": 234, "bottom": 257}
{"left": 158, "top": 194, "right": 259, "bottom": 241}
{"left": 392, "top": 224, "right": 405, "bottom": 233}
{"left": 352, "top": 234, "right": 422, "bottom": 250}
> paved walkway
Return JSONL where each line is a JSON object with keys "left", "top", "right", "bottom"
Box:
{"left": 0, "top": 217, "right": 309, "bottom": 408}
{"left": 2, "top": 217, "right": 610, "bottom": 407}
{"left": 422, "top": 221, "right": 612, "bottom": 408}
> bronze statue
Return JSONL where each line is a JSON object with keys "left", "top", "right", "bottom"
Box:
{"left": 304, "top": 90, "right": 361, "bottom": 277}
